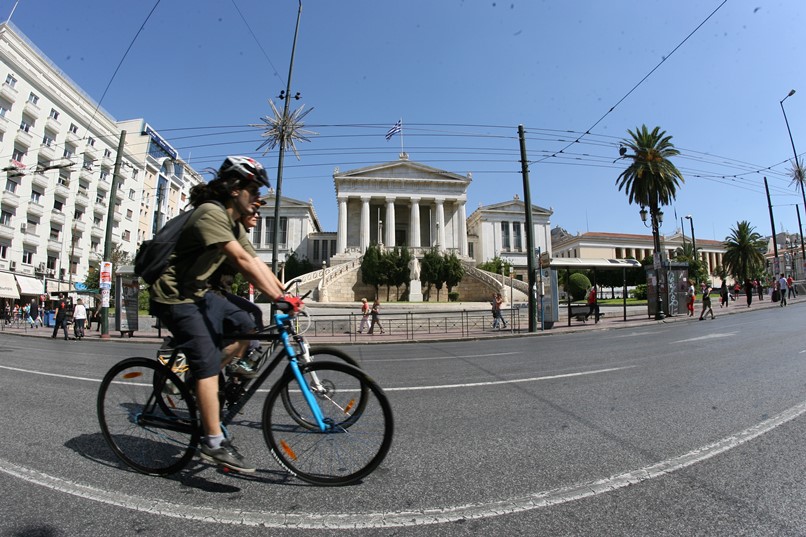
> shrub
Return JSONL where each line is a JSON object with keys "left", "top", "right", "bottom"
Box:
{"left": 448, "top": 291, "right": 460, "bottom": 302}
{"left": 567, "top": 272, "right": 591, "bottom": 301}
{"left": 633, "top": 284, "right": 647, "bottom": 300}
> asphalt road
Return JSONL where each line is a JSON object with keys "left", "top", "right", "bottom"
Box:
{"left": 1, "top": 302, "right": 805, "bottom": 536}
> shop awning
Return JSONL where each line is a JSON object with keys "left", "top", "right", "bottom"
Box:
{"left": 0, "top": 272, "right": 20, "bottom": 299}
{"left": 15, "top": 275, "right": 44, "bottom": 296}
{"left": 47, "top": 281, "right": 72, "bottom": 294}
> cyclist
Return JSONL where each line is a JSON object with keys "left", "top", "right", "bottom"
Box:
{"left": 149, "top": 156, "right": 301, "bottom": 473}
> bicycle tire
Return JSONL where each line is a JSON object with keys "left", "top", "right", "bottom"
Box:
{"left": 262, "top": 361, "right": 393, "bottom": 486}
{"left": 280, "top": 346, "right": 366, "bottom": 430}
{"left": 98, "top": 357, "right": 200, "bottom": 476}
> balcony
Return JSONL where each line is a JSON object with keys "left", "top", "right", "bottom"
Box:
{"left": 45, "top": 115, "right": 60, "bottom": 132}
{"left": 50, "top": 209, "right": 66, "bottom": 226}
{"left": 23, "top": 101, "right": 40, "bottom": 120}
{"left": 91, "top": 224, "right": 104, "bottom": 237}
{"left": 22, "top": 232, "right": 39, "bottom": 247}
{"left": 94, "top": 201, "right": 107, "bottom": 214}
{"left": 0, "top": 224, "right": 13, "bottom": 240}
{"left": 83, "top": 144, "right": 98, "bottom": 160}
{"left": 0, "top": 115, "right": 9, "bottom": 133}
{"left": 26, "top": 201, "right": 44, "bottom": 217}
{"left": 31, "top": 173, "right": 48, "bottom": 189}
{"left": 73, "top": 220, "right": 86, "bottom": 233}
{"left": 79, "top": 167, "right": 93, "bottom": 181}
{"left": 38, "top": 143, "right": 55, "bottom": 162}
{"left": 54, "top": 182, "right": 70, "bottom": 198}
{"left": 75, "top": 189, "right": 89, "bottom": 203}
{"left": 15, "top": 128, "right": 33, "bottom": 148}
{"left": 96, "top": 178, "right": 110, "bottom": 192}
{"left": 0, "top": 82, "right": 18, "bottom": 102}
{"left": 1, "top": 190, "right": 19, "bottom": 208}
{"left": 66, "top": 130, "right": 79, "bottom": 144}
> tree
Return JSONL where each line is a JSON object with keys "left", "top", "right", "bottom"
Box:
{"left": 379, "top": 248, "right": 397, "bottom": 301}
{"left": 723, "top": 221, "right": 766, "bottom": 282}
{"left": 616, "top": 125, "right": 685, "bottom": 210}
{"left": 420, "top": 248, "right": 443, "bottom": 301}
{"left": 477, "top": 256, "right": 512, "bottom": 276}
{"left": 673, "top": 243, "right": 708, "bottom": 285}
{"left": 567, "top": 272, "right": 591, "bottom": 301}
{"left": 442, "top": 252, "right": 464, "bottom": 294}
{"left": 360, "top": 244, "right": 383, "bottom": 297}
{"left": 283, "top": 252, "right": 315, "bottom": 281}
{"left": 392, "top": 247, "right": 412, "bottom": 300}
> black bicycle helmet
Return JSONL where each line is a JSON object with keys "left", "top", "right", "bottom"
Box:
{"left": 218, "top": 156, "right": 270, "bottom": 188}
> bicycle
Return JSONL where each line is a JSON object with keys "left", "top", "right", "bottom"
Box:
{"left": 97, "top": 291, "right": 394, "bottom": 486}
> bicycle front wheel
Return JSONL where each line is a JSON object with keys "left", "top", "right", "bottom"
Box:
{"left": 98, "top": 357, "right": 200, "bottom": 476}
{"left": 263, "top": 361, "right": 393, "bottom": 486}
{"left": 280, "top": 347, "right": 366, "bottom": 430}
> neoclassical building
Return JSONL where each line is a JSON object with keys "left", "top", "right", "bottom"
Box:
{"left": 331, "top": 154, "right": 470, "bottom": 261}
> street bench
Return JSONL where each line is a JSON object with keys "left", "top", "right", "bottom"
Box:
{"left": 568, "top": 304, "right": 605, "bottom": 323}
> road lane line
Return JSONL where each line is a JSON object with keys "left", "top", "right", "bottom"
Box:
{"left": 3, "top": 398, "right": 806, "bottom": 528}
{"left": 671, "top": 332, "right": 735, "bottom": 344}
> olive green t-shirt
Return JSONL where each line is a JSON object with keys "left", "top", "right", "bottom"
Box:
{"left": 150, "top": 203, "right": 244, "bottom": 304}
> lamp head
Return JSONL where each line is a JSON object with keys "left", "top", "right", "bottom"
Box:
{"left": 789, "top": 89, "right": 796, "bottom": 97}
{"left": 639, "top": 207, "right": 648, "bottom": 223}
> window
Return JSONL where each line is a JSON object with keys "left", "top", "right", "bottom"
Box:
{"left": 0, "top": 210, "right": 12, "bottom": 225}
{"left": 87, "top": 136, "right": 95, "bottom": 147}
{"left": 279, "top": 217, "right": 288, "bottom": 247}
{"left": 126, "top": 209, "right": 132, "bottom": 219}
{"left": 68, "top": 123, "right": 78, "bottom": 135}
{"left": 78, "top": 180, "right": 89, "bottom": 195}
{"left": 58, "top": 171, "right": 69, "bottom": 186}
{"left": 0, "top": 244, "right": 6, "bottom": 259}
{"left": 22, "top": 249, "right": 33, "bottom": 264}
{"left": 12, "top": 147, "right": 25, "bottom": 162}
{"left": 30, "top": 190, "right": 42, "bottom": 204}
{"left": 53, "top": 199, "right": 64, "bottom": 212}
{"left": 501, "top": 222, "right": 510, "bottom": 250}
{"left": 4, "top": 74, "right": 16, "bottom": 88}
{"left": 123, "top": 230, "right": 130, "bottom": 241}
{"left": 19, "top": 117, "right": 32, "bottom": 132}
{"left": 313, "top": 240, "right": 319, "bottom": 261}
{"left": 128, "top": 189, "right": 135, "bottom": 200}
{"left": 82, "top": 159, "right": 92, "bottom": 171}
{"left": 25, "top": 219, "right": 37, "bottom": 234}
{"left": 93, "top": 216, "right": 102, "bottom": 227}
{"left": 63, "top": 145, "right": 75, "bottom": 159}
{"left": 266, "top": 217, "right": 274, "bottom": 245}
{"left": 42, "top": 133, "right": 54, "bottom": 147}
{"left": 0, "top": 106, "right": 7, "bottom": 118}
{"left": 96, "top": 195, "right": 105, "bottom": 205}
{"left": 253, "top": 216, "right": 262, "bottom": 245}
{"left": 49, "top": 108, "right": 59, "bottom": 121}
{"left": 331, "top": 240, "right": 336, "bottom": 257}
{"left": 5, "top": 179, "right": 18, "bottom": 193}
{"left": 321, "top": 239, "right": 328, "bottom": 260}
{"left": 103, "top": 148, "right": 111, "bottom": 159}
{"left": 99, "top": 170, "right": 109, "bottom": 182}
{"left": 468, "top": 243, "right": 475, "bottom": 258}
{"left": 27, "top": 92, "right": 38, "bottom": 105}
{"left": 90, "top": 241, "right": 99, "bottom": 252}
{"left": 49, "top": 227, "right": 60, "bottom": 241}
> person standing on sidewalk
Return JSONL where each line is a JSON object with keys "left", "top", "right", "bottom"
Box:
{"left": 787, "top": 275, "right": 797, "bottom": 300}
{"left": 358, "top": 298, "right": 370, "bottom": 333}
{"left": 744, "top": 279, "right": 753, "bottom": 307}
{"left": 586, "top": 285, "right": 599, "bottom": 323}
{"left": 686, "top": 280, "right": 696, "bottom": 317}
{"left": 51, "top": 295, "right": 69, "bottom": 340}
{"left": 72, "top": 298, "right": 87, "bottom": 339}
{"left": 699, "top": 283, "right": 715, "bottom": 320}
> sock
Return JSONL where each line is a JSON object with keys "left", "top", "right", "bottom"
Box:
{"left": 205, "top": 433, "right": 225, "bottom": 449}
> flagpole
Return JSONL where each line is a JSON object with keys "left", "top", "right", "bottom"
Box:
{"left": 399, "top": 118, "right": 404, "bottom": 155}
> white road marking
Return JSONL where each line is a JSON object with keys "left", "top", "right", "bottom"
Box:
{"left": 3, "top": 398, "right": 805, "bottom": 529}
{"left": 671, "top": 332, "right": 736, "bottom": 344}
{"left": 383, "top": 366, "right": 635, "bottom": 391}
{"left": 371, "top": 351, "right": 520, "bottom": 362}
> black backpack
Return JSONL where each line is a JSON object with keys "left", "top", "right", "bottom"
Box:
{"left": 134, "top": 201, "right": 225, "bottom": 284}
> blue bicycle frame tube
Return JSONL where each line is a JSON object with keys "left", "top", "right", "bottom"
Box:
{"left": 276, "top": 312, "right": 328, "bottom": 431}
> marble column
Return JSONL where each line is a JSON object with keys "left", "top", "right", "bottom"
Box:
{"left": 385, "top": 197, "right": 396, "bottom": 248}
{"left": 435, "top": 198, "right": 445, "bottom": 251}
{"left": 337, "top": 196, "right": 347, "bottom": 254}
{"left": 410, "top": 197, "right": 421, "bottom": 248}
{"left": 458, "top": 201, "right": 468, "bottom": 256}
{"left": 360, "top": 196, "right": 370, "bottom": 252}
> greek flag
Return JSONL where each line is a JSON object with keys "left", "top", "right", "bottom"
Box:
{"left": 385, "top": 120, "right": 402, "bottom": 140}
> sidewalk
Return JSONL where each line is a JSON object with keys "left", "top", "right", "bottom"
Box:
{"left": 0, "top": 294, "right": 789, "bottom": 346}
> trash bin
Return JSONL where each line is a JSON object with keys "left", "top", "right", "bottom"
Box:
{"left": 44, "top": 310, "right": 55, "bottom": 327}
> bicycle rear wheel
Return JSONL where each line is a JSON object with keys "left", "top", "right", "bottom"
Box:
{"left": 280, "top": 346, "right": 366, "bottom": 430}
{"left": 263, "top": 361, "right": 393, "bottom": 486}
{"left": 98, "top": 357, "right": 200, "bottom": 476}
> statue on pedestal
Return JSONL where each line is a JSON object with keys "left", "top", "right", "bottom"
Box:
{"left": 408, "top": 257, "right": 423, "bottom": 302}
{"left": 408, "top": 257, "right": 421, "bottom": 281}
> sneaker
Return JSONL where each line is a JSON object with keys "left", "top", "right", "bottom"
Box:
{"left": 200, "top": 439, "right": 255, "bottom": 473}
{"left": 227, "top": 359, "right": 259, "bottom": 379}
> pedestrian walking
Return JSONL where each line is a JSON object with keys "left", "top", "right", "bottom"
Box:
{"left": 756, "top": 279, "right": 763, "bottom": 301}
{"left": 73, "top": 298, "right": 87, "bottom": 339}
{"left": 585, "top": 285, "right": 599, "bottom": 323}
{"left": 787, "top": 275, "right": 797, "bottom": 299}
{"left": 719, "top": 281, "right": 729, "bottom": 308}
{"left": 778, "top": 273, "right": 788, "bottom": 307}
{"left": 686, "top": 280, "right": 696, "bottom": 316}
{"left": 367, "top": 299, "right": 385, "bottom": 335}
{"left": 744, "top": 279, "right": 753, "bottom": 307}
{"left": 51, "top": 295, "right": 69, "bottom": 340}
{"left": 358, "top": 298, "right": 370, "bottom": 333}
{"left": 491, "top": 292, "right": 507, "bottom": 329}
{"left": 29, "top": 299, "right": 41, "bottom": 328}
{"left": 699, "top": 283, "right": 715, "bottom": 320}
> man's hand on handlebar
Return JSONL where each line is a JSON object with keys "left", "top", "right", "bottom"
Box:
{"left": 275, "top": 295, "right": 304, "bottom": 314}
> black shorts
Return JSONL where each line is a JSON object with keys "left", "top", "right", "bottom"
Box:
{"left": 152, "top": 292, "right": 256, "bottom": 380}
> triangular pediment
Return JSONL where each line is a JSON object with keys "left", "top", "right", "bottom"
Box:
{"left": 478, "top": 199, "right": 552, "bottom": 216}
{"left": 334, "top": 159, "right": 471, "bottom": 184}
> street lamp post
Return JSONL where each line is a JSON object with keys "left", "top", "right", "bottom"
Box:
{"left": 780, "top": 89, "right": 806, "bottom": 277}
{"left": 641, "top": 204, "right": 665, "bottom": 320}
{"left": 684, "top": 215, "right": 696, "bottom": 260}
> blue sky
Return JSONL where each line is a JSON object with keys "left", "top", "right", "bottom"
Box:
{"left": 7, "top": 0, "right": 806, "bottom": 245}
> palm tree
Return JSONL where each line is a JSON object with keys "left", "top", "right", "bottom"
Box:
{"left": 723, "top": 221, "right": 766, "bottom": 281}
{"left": 616, "top": 125, "right": 685, "bottom": 209}
{"left": 616, "top": 125, "right": 684, "bottom": 317}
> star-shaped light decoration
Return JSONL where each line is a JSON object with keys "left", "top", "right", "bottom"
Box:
{"left": 253, "top": 99, "right": 317, "bottom": 159}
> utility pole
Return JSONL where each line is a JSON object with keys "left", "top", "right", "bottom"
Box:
{"left": 518, "top": 125, "right": 537, "bottom": 332}
{"left": 270, "top": 0, "right": 303, "bottom": 276}
{"left": 764, "top": 176, "right": 780, "bottom": 276}
{"left": 101, "top": 130, "right": 126, "bottom": 339}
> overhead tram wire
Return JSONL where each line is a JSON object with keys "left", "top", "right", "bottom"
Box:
{"left": 530, "top": 0, "right": 729, "bottom": 165}
{"left": 231, "top": 0, "right": 284, "bottom": 85}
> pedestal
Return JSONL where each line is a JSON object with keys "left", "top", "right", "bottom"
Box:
{"left": 409, "top": 280, "right": 423, "bottom": 302}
